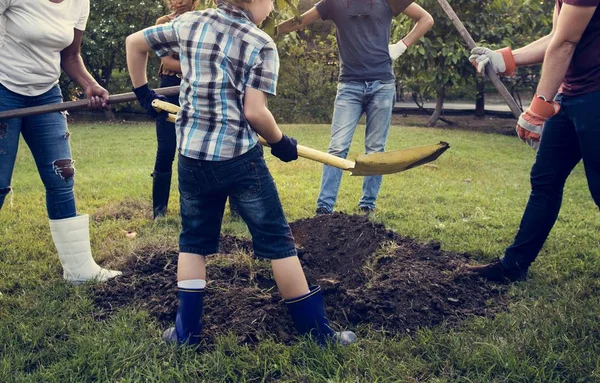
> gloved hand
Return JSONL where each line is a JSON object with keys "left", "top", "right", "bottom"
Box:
{"left": 132, "top": 83, "right": 168, "bottom": 119}
{"left": 469, "top": 47, "right": 516, "bottom": 76}
{"left": 389, "top": 39, "right": 408, "bottom": 61}
{"left": 270, "top": 135, "right": 298, "bottom": 162}
{"left": 516, "top": 94, "right": 560, "bottom": 150}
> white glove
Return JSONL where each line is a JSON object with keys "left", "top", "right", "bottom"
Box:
{"left": 469, "top": 47, "right": 516, "bottom": 76}
{"left": 389, "top": 40, "right": 408, "bottom": 61}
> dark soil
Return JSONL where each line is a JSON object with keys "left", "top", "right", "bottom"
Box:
{"left": 91, "top": 213, "right": 507, "bottom": 344}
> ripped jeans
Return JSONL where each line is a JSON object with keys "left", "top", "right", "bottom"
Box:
{"left": 0, "top": 83, "right": 76, "bottom": 219}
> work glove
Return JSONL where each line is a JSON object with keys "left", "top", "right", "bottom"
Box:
{"left": 388, "top": 39, "right": 408, "bottom": 61}
{"left": 469, "top": 47, "right": 516, "bottom": 76}
{"left": 516, "top": 94, "right": 560, "bottom": 150}
{"left": 270, "top": 135, "right": 298, "bottom": 162}
{"left": 133, "top": 83, "right": 168, "bottom": 119}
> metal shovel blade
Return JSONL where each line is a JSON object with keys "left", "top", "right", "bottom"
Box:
{"left": 351, "top": 142, "right": 450, "bottom": 175}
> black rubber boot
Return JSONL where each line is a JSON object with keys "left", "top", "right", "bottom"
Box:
{"left": 152, "top": 171, "right": 172, "bottom": 219}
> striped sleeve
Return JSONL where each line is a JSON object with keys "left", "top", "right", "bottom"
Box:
{"left": 143, "top": 21, "right": 180, "bottom": 58}
{"left": 246, "top": 41, "right": 279, "bottom": 96}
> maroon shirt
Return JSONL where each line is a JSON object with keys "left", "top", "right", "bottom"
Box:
{"left": 558, "top": 0, "right": 600, "bottom": 96}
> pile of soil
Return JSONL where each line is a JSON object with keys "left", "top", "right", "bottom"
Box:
{"left": 91, "top": 213, "right": 507, "bottom": 344}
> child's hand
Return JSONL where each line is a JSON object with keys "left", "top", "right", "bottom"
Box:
{"left": 270, "top": 135, "right": 298, "bottom": 162}
{"left": 133, "top": 83, "right": 168, "bottom": 119}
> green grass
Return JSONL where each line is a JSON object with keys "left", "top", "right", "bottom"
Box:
{"left": 1, "top": 121, "right": 599, "bottom": 382}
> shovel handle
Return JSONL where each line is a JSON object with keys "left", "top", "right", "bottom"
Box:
{"left": 258, "top": 137, "right": 355, "bottom": 170}
{"left": 436, "top": 0, "right": 522, "bottom": 119}
{"left": 156, "top": 99, "right": 357, "bottom": 171}
{"left": 0, "top": 86, "right": 180, "bottom": 120}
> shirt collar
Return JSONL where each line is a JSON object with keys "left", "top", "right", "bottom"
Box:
{"left": 217, "top": 1, "right": 254, "bottom": 24}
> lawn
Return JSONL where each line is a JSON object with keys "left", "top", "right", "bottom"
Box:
{"left": 1, "top": 120, "right": 599, "bottom": 382}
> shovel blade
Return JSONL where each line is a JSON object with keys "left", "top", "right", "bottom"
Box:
{"left": 351, "top": 142, "right": 450, "bottom": 176}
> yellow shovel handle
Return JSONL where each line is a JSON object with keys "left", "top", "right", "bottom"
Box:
{"left": 156, "top": 99, "right": 356, "bottom": 171}
{"left": 257, "top": 137, "right": 355, "bottom": 170}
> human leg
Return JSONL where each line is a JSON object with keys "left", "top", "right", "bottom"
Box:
{"left": 0, "top": 84, "right": 24, "bottom": 211}
{"left": 470, "top": 101, "right": 582, "bottom": 281}
{"left": 230, "top": 146, "right": 355, "bottom": 344}
{"left": 152, "top": 75, "right": 180, "bottom": 218}
{"left": 316, "top": 82, "right": 365, "bottom": 213}
{"left": 22, "top": 86, "right": 120, "bottom": 283}
{"left": 165, "top": 153, "right": 227, "bottom": 345}
{"left": 359, "top": 80, "right": 396, "bottom": 210}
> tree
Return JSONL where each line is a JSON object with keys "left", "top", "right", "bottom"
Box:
{"left": 391, "top": 0, "right": 553, "bottom": 126}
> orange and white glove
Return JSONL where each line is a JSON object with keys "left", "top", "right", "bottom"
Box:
{"left": 516, "top": 95, "right": 561, "bottom": 150}
{"left": 469, "top": 47, "right": 516, "bottom": 76}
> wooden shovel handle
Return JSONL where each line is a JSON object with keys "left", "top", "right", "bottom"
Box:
{"left": 436, "top": 0, "right": 522, "bottom": 119}
{"left": 0, "top": 86, "right": 180, "bottom": 120}
{"left": 258, "top": 137, "right": 355, "bottom": 170}
{"left": 157, "top": 98, "right": 356, "bottom": 171}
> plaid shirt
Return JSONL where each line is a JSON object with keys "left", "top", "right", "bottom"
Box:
{"left": 143, "top": 2, "right": 279, "bottom": 161}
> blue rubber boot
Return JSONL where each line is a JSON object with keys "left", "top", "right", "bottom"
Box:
{"left": 162, "top": 288, "right": 204, "bottom": 346}
{"left": 285, "top": 286, "right": 356, "bottom": 345}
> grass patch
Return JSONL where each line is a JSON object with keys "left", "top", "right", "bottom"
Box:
{"left": 1, "top": 121, "right": 599, "bottom": 382}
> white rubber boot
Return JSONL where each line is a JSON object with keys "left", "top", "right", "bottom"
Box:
{"left": 49, "top": 214, "right": 122, "bottom": 284}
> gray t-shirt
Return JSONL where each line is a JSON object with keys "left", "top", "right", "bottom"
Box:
{"left": 316, "top": 0, "right": 394, "bottom": 82}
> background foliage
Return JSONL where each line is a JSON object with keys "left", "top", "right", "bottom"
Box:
{"left": 64, "top": 0, "right": 554, "bottom": 122}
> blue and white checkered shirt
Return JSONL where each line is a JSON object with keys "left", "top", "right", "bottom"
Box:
{"left": 143, "top": 2, "right": 279, "bottom": 161}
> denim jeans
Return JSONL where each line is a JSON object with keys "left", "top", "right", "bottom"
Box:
{"left": 178, "top": 144, "right": 297, "bottom": 259}
{"left": 502, "top": 90, "right": 600, "bottom": 274}
{"left": 154, "top": 75, "right": 180, "bottom": 174}
{"left": 0, "top": 83, "right": 76, "bottom": 219}
{"left": 316, "top": 80, "right": 396, "bottom": 212}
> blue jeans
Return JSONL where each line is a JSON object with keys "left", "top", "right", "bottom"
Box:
{"left": 316, "top": 80, "right": 396, "bottom": 212}
{"left": 0, "top": 83, "right": 76, "bottom": 220}
{"left": 502, "top": 90, "right": 600, "bottom": 274}
{"left": 154, "top": 75, "right": 179, "bottom": 174}
{"left": 177, "top": 144, "right": 297, "bottom": 259}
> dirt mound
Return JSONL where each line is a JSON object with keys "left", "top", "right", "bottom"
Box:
{"left": 91, "top": 213, "right": 507, "bottom": 344}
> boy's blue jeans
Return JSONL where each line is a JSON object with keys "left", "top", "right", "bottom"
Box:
{"left": 316, "top": 80, "right": 396, "bottom": 212}
{"left": 502, "top": 90, "right": 600, "bottom": 274}
{"left": 0, "top": 83, "right": 76, "bottom": 219}
{"left": 178, "top": 144, "right": 297, "bottom": 259}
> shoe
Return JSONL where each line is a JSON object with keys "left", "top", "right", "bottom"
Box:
{"left": 315, "top": 207, "right": 332, "bottom": 215}
{"left": 50, "top": 214, "right": 122, "bottom": 284}
{"left": 466, "top": 258, "right": 527, "bottom": 282}
{"left": 358, "top": 206, "right": 375, "bottom": 216}
{"left": 285, "top": 286, "right": 357, "bottom": 346}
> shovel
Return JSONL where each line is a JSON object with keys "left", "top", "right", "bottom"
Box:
{"left": 0, "top": 86, "right": 181, "bottom": 120}
{"left": 153, "top": 99, "right": 450, "bottom": 176}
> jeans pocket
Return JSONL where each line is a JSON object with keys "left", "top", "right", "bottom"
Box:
{"left": 178, "top": 156, "right": 205, "bottom": 199}
{"left": 213, "top": 158, "right": 262, "bottom": 201}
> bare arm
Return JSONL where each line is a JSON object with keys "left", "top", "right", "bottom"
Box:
{"left": 536, "top": 3, "right": 597, "bottom": 99}
{"left": 125, "top": 31, "right": 153, "bottom": 87}
{"left": 399, "top": 3, "right": 434, "bottom": 46}
{"left": 277, "top": 7, "right": 321, "bottom": 36}
{"left": 60, "top": 29, "right": 108, "bottom": 109}
{"left": 161, "top": 55, "right": 182, "bottom": 73}
{"left": 243, "top": 88, "right": 283, "bottom": 144}
{"left": 512, "top": 6, "right": 559, "bottom": 66}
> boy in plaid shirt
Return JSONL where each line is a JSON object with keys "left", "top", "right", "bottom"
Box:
{"left": 126, "top": 0, "right": 355, "bottom": 346}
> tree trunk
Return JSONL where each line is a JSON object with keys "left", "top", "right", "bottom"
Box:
{"left": 475, "top": 75, "right": 485, "bottom": 118}
{"left": 427, "top": 86, "right": 445, "bottom": 127}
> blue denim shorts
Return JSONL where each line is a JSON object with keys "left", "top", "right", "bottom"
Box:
{"left": 178, "top": 144, "right": 297, "bottom": 260}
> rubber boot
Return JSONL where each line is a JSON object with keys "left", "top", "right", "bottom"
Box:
{"left": 285, "top": 286, "right": 356, "bottom": 345}
{"left": 49, "top": 214, "right": 122, "bottom": 284}
{"left": 152, "top": 170, "right": 172, "bottom": 219}
{"left": 162, "top": 288, "right": 204, "bottom": 345}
